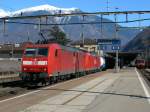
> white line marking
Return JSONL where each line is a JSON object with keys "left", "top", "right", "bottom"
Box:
{"left": 0, "top": 77, "right": 81, "bottom": 103}
{"left": 135, "top": 68, "right": 150, "bottom": 104}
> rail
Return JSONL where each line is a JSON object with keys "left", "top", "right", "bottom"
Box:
{"left": 139, "top": 69, "right": 150, "bottom": 87}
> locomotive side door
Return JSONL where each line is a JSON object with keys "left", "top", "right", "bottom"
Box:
{"left": 54, "top": 49, "right": 62, "bottom": 76}
{"left": 75, "top": 52, "right": 79, "bottom": 73}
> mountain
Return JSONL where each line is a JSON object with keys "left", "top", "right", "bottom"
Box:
{"left": 13, "top": 4, "right": 79, "bottom": 15}
{"left": 0, "top": 4, "right": 140, "bottom": 46}
{"left": 124, "top": 28, "right": 150, "bottom": 51}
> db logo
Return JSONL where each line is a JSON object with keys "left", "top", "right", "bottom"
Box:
{"left": 32, "top": 61, "right": 38, "bottom": 65}
{"left": 32, "top": 59, "right": 38, "bottom": 65}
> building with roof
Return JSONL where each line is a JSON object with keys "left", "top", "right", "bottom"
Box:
{"left": 71, "top": 38, "right": 102, "bottom": 55}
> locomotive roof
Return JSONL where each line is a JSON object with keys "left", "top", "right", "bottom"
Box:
{"left": 25, "top": 43, "right": 95, "bottom": 54}
{"left": 60, "top": 44, "right": 87, "bottom": 53}
{"left": 25, "top": 44, "right": 50, "bottom": 47}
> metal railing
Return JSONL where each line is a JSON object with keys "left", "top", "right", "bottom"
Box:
{"left": 0, "top": 71, "right": 20, "bottom": 84}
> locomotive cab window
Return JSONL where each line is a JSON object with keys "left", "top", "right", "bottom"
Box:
{"left": 24, "top": 48, "right": 48, "bottom": 57}
{"left": 25, "top": 48, "right": 36, "bottom": 56}
{"left": 37, "top": 48, "right": 48, "bottom": 56}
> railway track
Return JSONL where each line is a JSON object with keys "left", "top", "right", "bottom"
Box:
{"left": 138, "top": 69, "right": 150, "bottom": 87}
{"left": 0, "top": 71, "right": 85, "bottom": 99}
{"left": 0, "top": 71, "right": 33, "bottom": 100}
{"left": 0, "top": 71, "right": 106, "bottom": 102}
{"left": 0, "top": 67, "right": 108, "bottom": 101}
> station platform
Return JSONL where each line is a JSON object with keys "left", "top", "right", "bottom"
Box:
{"left": 0, "top": 68, "right": 150, "bottom": 112}
{"left": 20, "top": 68, "right": 150, "bottom": 112}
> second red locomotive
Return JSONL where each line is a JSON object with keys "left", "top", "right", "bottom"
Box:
{"left": 135, "top": 59, "right": 145, "bottom": 69}
{"left": 20, "top": 43, "right": 101, "bottom": 84}
{"left": 135, "top": 59, "right": 150, "bottom": 69}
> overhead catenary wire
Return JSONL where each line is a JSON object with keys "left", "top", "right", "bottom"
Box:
{"left": 0, "top": 10, "right": 149, "bottom": 39}
{"left": 119, "top": 26, "right": 150, "bottom": 29}
{"left": 1, "top": 17, "right": 150, "bottom": 26}
{"left": 0, "top": 10, "right": 149, "bottom": 31}
{"left": 1, "top": 10, "right": 150, "bottom": 20}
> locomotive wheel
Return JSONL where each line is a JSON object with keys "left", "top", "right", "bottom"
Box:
{"left": 49, "top": 77, "right": 53, "bottom": 84}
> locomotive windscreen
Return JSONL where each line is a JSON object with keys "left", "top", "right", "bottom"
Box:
{"left": 25, "top": 48, "right": 36, "bottom": 56}
{"left": 37, "top": 48, "right": 48, "bottom": 56}
{"left": 136, "top": 60, "right": 145, "bottom": 63}
{"left": 25, "top": 48, "right": 48, "bottom": 56}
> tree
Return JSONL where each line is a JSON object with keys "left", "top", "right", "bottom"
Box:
{"left": 48, "top": 25, "right": 71, "bottom": 45}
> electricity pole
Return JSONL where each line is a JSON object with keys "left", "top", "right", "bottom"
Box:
{"left": 11, "top": 43, "right": 14, "bottom": 58}
{"left": 115, "top": 13, "right": 119, "bottom": 73}
{"left": 106, "top": 0, "right": 110, "bottom": 12}
{"left": 81, "top": 15, "right": 85, "bottom": 46}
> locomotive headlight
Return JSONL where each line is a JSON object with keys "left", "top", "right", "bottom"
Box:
{"left": 23, "top": 61, "right": 32, "bottom": 65}
{"left": 44, "top": 68, "right": 47, "bottom": 71}
{"left": 37, "top": 61, "right": 48, "bottom": 65}
{"left": 24, "top": 68, "right": 27, "bottom": 71}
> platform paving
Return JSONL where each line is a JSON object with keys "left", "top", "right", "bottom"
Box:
{"left": 19, "top": 68, "right": 150, "bottom": 112}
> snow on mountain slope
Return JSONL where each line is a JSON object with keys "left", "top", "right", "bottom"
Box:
{"left": 0, "top": 4, "right": 80, "bottom": 17}
{"left": 0, "top": 9, "right": 9, "bottom": 17}
{"left": 13, "top": 4, "right": 79, "bottom": 15}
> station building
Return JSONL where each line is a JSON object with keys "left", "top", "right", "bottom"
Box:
{"left": 71, "top": 38, "right": 103, "bottom": 56}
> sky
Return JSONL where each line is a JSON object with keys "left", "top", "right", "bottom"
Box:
{"left": 0, "top": 0, "right": 150, "bottom": 27}
{"left": 0, "top": 0, "right": 150, "bottom": 12}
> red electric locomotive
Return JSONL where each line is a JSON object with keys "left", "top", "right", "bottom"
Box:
{"left": 135, "top": 59, "right": 145, "bottom": 69}
{"left": 20, "top": 43, "right": 101, "bottom": 84}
